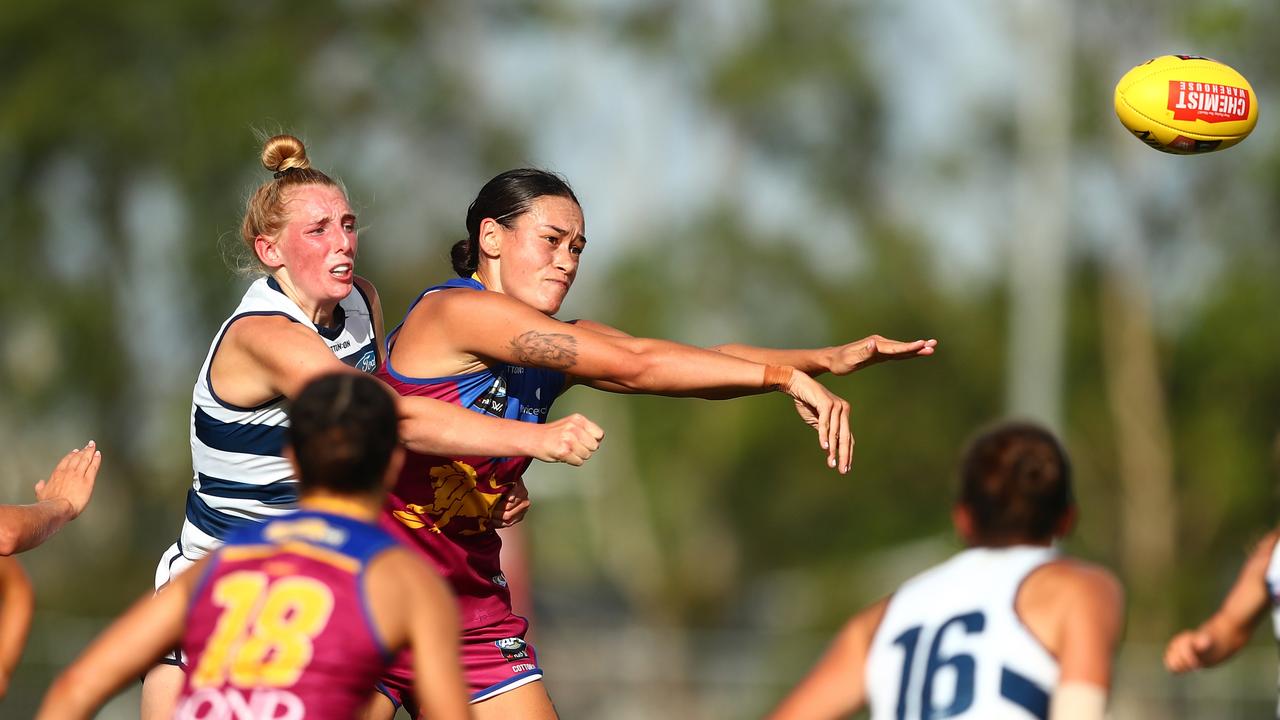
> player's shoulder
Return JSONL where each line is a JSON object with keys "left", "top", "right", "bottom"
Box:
{"left": 366, "top": 546, "right": 455, "bottom": 614}
{"left": 223, "top": 311, "right": 325, "bottom": 358}
{"left": 1025, "top": 557, "right": 1124, "bottom": 609}
{"left": 223, "top": 310, "right": 306, "bottom": 341}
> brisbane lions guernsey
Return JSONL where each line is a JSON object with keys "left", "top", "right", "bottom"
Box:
{"left": 178, "top": 277, "right": 378, "bottom": 561}
{"left": 375, "top": 276, "right": 565, "bottom": 631}
{"left": 174, "top": 509, "right": 397, "bottom": 720}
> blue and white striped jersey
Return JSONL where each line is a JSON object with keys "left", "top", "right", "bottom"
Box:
{"left": 162, "top": 276, "right": 378, "bottom": 577}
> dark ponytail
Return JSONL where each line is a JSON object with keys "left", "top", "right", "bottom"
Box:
{"left": 452, "top": 168, "right": 580, "bottom": 277}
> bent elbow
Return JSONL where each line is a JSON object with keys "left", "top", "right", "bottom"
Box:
{"left": 608, "top": 347, "right": 659, "bottom": 391}
{"left": 0, "top": 529, "right": 19, "bottom": 557}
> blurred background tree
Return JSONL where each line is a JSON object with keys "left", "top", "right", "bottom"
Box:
{"left": 3, "top": 0, "right": 1279, "bottom": 717}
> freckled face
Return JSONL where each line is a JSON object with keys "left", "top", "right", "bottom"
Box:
{"left": 264, "top": 185, "right": 358, "bottom": 308}
{"left": 494, "top": 196, "right": 585, "bottom": 315}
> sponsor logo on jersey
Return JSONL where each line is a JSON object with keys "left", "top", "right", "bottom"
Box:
{"left": 1168, "top": 81, "right": 1250, "bottom": 122}
{"left": 264, "top": 518, "right": 347, "bottom": 547}
{"left": 175, "top": 688, "right": 304, "bottom": 720}
{"left": 511, "top": 663, "right": 537, "bottom": 673}
{"left": 391, "top": 461, "right": 505, "bottom": 536}
{"left": 492, "top": 573, "right": 508, "bottom": 588}
{"left": 495, "top": 637, "right": 529, "bottom": 661}
{"left": 329, "top": 339, "right": 352, "bottom": 352}
{"left": 354, "top": 349, "right": 377, "bottom": 373}
{"left": 473, "top": 377, "right": 509, "bottom": 417}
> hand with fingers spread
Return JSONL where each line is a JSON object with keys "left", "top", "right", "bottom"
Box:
{"left": 769, "top": 366, "right": 853, "bottom": 474}
{"left": 826, "top": 335, "right": 937, "bottom": 376}
{"left": 0, "top": 441, "right": 102, "bottom": 556}
{"left": 35, "top": 441, "right": 101, "bottom": 521}
{"left": 530, "top": 413, "right": 604, "bottom": 466}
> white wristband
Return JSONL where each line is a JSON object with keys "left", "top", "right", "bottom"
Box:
{"left": 1050, "top": 681, "right": 1107, "bottom": 720}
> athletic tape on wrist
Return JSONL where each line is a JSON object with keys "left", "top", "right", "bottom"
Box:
{"left": 763, "top": 365, "right": 794, "bottom": 390}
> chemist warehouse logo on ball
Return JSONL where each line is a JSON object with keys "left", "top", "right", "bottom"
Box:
{"left": 1167, "top": 81, "right": 1250, "bottom": 123}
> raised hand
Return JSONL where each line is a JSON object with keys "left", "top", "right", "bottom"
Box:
{"left": 826, "top": 335, "right": 937, "bottom": 376}
{"left": 35, "top": 441, "right": 101, "bottom": 520}
{"left": 531, "top": 413, "right": 604, "bottom": 466}
{"left": 778, "top": 370, "right": 852, "bottom": 473}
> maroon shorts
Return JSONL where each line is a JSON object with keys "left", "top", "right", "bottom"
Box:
{"left": 375, "top": 615, "right": 542, "bottom": 713}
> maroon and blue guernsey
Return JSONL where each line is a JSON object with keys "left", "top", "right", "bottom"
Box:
{"left": 174, "top": 507, "right": 398, "bottom": 720}
{"left": 374, "top": 276, "right": 564, "bottom": 701}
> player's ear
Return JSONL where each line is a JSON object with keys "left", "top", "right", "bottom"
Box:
{"left": 382, "top": 446, "right": 406, "bottom": 491}
{"left": 255, "top": 234, "right": 284, "bottom": 269}
{"left": 952, "top": 504, "right": 977, "bottom": 545}
{"left": 1053, "top": 504, "right": 1078, "bottom": 539}
{"left": 478, "top": 218, "right": 504, "bottom": 259}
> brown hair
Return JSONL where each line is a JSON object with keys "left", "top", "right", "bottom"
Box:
{"left": 288, "top": 373, "right": 398, "bottom": 494}
{"left": 237, "top": 135, "right": 342, "bottom": 274}
{"left": 958, "top": 421, "right": 1073, "bottom": 545}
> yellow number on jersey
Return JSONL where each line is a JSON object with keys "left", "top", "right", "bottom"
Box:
{"left": 191, "top": 571, "right": 336, "bottom": 689}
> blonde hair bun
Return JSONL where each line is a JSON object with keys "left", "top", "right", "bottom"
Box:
{"left": 261, "top": 134, "right": 311, "bottom": 174}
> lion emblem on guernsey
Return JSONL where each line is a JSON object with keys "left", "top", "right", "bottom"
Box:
{"left": 392, "top": 461, "right": 507, "bottom": 536}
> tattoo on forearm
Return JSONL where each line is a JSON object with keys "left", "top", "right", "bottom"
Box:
{"left": 509, "top": 331, "right": 579, "bottom": 370}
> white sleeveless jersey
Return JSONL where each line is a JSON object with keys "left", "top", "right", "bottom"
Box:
{"left": 174, "top": 277, "right": 378, "bottom": 562}
{"left": 866, "top": 546, "right": 1059, "bottom": 720}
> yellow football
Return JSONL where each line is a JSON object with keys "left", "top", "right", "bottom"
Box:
{"left": 1114, "top": 55, "right": 1258, "bottom": 154}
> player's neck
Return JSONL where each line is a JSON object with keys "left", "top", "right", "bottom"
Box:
{"left": 298, "top": 492, "right": 381, "bottom": 521}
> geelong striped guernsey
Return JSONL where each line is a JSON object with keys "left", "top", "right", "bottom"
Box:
{"left": 170, "top": 277, "right": 378, "bottom": 568}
